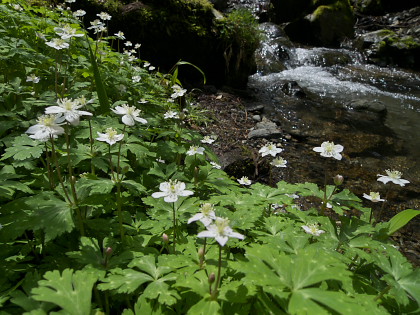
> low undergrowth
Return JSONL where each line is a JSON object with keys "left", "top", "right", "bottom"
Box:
{"left": 0, "top": 1, "right": 419, "bottom": 314}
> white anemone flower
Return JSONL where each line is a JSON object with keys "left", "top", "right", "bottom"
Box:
{"left": 132, "top": 76, "right": 141, "bottom": 83}
{"left": 114, "top": 31, "right": 125, "bottom": 40}
{"left": 171, "top": 84, "right": 187, "bottom": 98}
{"left": 313, "top": 141, "right": 344, "bottom": 160}
{"left": 96, "top": 127, "right": 124, "bottom": 145}
{"left": 210, "top": 161, "right": 221, "bottom": 169}
{"left": 151, "top": 179, "right": 193, "bottom": 203}
{"left": 197, "top": 217, "right": 245, "bottom": 247}
{"left": 97, "top": 12, "right": 112, "bottom": 20}
{"left": 134, "top": 43, "right": 141, "bottom": 49}
{"left": 26, "top": 74, "right": 40, "bottom": 83}
{"left": 54, "top": 25, "right": 83, "bottom": 39}
{"left": 188, "top": 203, "right": 217, "bottom": 226}
{"left": 73, "top": 9, "right": 86, "bottom": 17}
{"left": 363, "top": 192, "right": 385, "bottom": 202}
{"left": 201, "top": 135, "right": 216, "bottom": 144}
{"left": 270, "top": 157, "right": 287, "bottom": 168}
{"left": 164, "top": 110, "right": 179, "bottom": 119}
{"left": 186, "top": 146, "right": 205, "bottom": 156}
{"left": 377, "top": 170, "right": 410, "bottom": 187}
{"left": 259, "top": 142, "right": 283, "bottom": 157}
{"left": 111, "top": 104, "right": 147, "bottom": 126}
{"left": 237, "top": 176, "right": 251, "bottom": 185}
{"left": 124, "top": 41, "right": 132, "bottom": 47}
{"left": 26, "top": 114, "right": 65, "bottom": 142}
{"left": 88, "top": 19, "right": 104, "bottom": 30}
{"left": 46, "top": 38, "right": 69, "bottom": 50}
{"left": 302, "top": 223, "right": 325, "bottom": 236}
{"left": 45, "top": 98, "right": 92, "bottom": 125}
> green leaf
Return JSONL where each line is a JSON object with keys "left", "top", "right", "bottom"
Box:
{"left": 1, "top": 135, "right": 44, "bottom": 161}
{"left": 98, "top": 267, "right": 153, "bottom": 293}
{"left": 31, "top": 269, "right": 97, "bottom": 315}
{"left": 187, "top": 297, "right": 221, "bottom": 315}
{"left": 398, "top": 269, "right": 420, "bottom": 306}
{"left": 387, "top": 209, "right": 420, "bottom": 235}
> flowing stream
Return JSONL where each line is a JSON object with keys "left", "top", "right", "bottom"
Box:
{"left": 250, "top": 23, "right": 420, "bottom": 174}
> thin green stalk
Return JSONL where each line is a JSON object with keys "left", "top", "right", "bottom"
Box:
{"left": 374, "top": 284, "right": 391, "bottom": 302}
{"left": 88, "top": 120, "right": 95, "bottom": 175}
{"left": 116, "top": 125, "right": 126, "bottom": 182}
{"left": 172, "top": 202, "right": 177, "bottom": 253}
{"left": 44, "top": 142, "right": 55, "bottom": 189}
{"left": 377, "top": 188, "right": 391, "bottom": 223}
{"left": 116, "top": 182, "right": 124, "bottom": 241}
{"left": 50, "top": 137, "right": 72, "bottom": 205}
{"left": 108, "top": 145, "right": 116, "bottom": 181}
{"left": 211, "top": 245, "right": 223, "bottom": 300}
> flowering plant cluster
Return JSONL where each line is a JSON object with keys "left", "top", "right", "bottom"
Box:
{"left": 0, "top": 2, "right": 418, "bottom": 315}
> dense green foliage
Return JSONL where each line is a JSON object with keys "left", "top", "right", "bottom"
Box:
{"left": 0, "top": 1, "right": 419, "bottom": 314}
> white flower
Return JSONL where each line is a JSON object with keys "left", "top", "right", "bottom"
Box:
{"left": 138, "top": 98, "right": 148, "bottom": 104}
{"left": 270, "top": 157, "right": 287, "bottom": 168}
{"left": 114, "top": 31, "right": 125, "bottom": 40}
{"left": 134, "top": 43, "right": 141, "bottom": 49}
{"left": 313, "top": 141, "right": 344, "bottom": 160}
{"left": 186, "top": 146, "right": 205, "bottom": 156}
{"left": 201, "top": 135, "right": 216, "bottom": 144}
{"left": 188, "top": 203, "right": 217, "bottom": 226}
{"left": 26, "top": 114, "right": 65, "bottom": 142}
{"left": 197, "top": 217, "right": 245, "bottom": 247}
{"left": 73, "top": 9, "right": 86, "bottom": 17}
{"left": 156, "top": 157, "right": 165, "bottom": 163}
{"left": 164, "top": 110, "right": 179, "bottom": 119}
{"left": 210, "top": 161, "right": 221, "bottom": 169}
{"left": 26, "top": 74, "right": 40, "bottom": 83}
{"left": 124, "top": 41, "right": 132, "bottom": 47}
{"left": 148, "top": 66, "right": 155, "bottom": 71}
{"left": 377, "top": 170, "right": 410, "bottom": 187}
{"left": 302, "top": 224, "right": 325, "bottom": 236}
{"left": 96, "top": 127, "right": 124, "bottom": 145}
{"left": 237, "top": 176, "right": 251, "bottom": 185}
{"left": 143, "top": 62, "right": 150, "bottom": 68}
{"left": 363, "top": 192, "right": 385, "bottom": 202}
{"left": 97, "top": 12, "right": 112, "bottom": 20}
{"left": 259, "top": 142, "right": 283, "bottom": 157}
{"left": 12, "top": 4, "right": 23, "bottom": 11}
{"left": 75, "top": 95, "right": 95, "bottom": 106}
{"left": 88, "top": 19, "right": 105, "bottom": 30}
{"left": 45, "top": 98, "right": 92, "bottom": 125}
{"left": 132, "top": 75, "right": 141, "bottom": 83}
{"left": 151, "top": 179, "right": 193, "bottom": 203}
{"left": 171, "top": 84, "right": 187, "bottom": 98}
{"left": 54, "top": 25, "right": 83, "bottom": 39}
{"left": 65, "top": 0, "right": 76, "bottom": 3}
{"left": 111, "top": 104, "right": 147, "bottom": 126}
{"left": 46, "top": 38, "right": 69, "bottom": 50}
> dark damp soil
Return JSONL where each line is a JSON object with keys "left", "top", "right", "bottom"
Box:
{"left": 192, "top": 88, "right": 420, "bottom": 266}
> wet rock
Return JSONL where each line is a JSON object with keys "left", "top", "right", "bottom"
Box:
{"left": 246, "top": 104, "right": 264, "bottom": 113}
{"left": 285, "top": 0, "right": 355, "bottom": 47}
{"left": 351, "top": 0, "right": 419, "bottom": 15}
{"left": 248, "top": 117, "right": 282, "bottom": 139}
{"left": 347, "top": 99, "right": 387, "bottom": 113}
{"left": 252, "top": 115, "right": 262, "bottom": 122}
{"left": 281, "top": 81, "right": 306, "bottom": 98}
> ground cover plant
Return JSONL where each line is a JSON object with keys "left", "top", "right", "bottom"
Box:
{"left": 0, "top": 1, "right": 419, "bottom": 314}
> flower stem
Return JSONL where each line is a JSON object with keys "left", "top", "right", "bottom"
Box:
{"left": 172, "top": 202, "right": 177, "bottom": 253}
{"left": 374, "top": 284, "right": 391, "bottom": 302}
{"left": 116, "top": 182, "right": 124, "bottom": 241}
{"left": 116, "top": 125, "right": 126, "bottom": 182}
{"left": 211, "top": 245, "right": 223, "bottom": 300}
{"left": 44, "top": 142, "right": 55, "bottom": 189}
{"left": 108, "top": 145, "right": 116, "bottom": 181}
{"left": 88, "top": 120, "right": 95, "bottom": 175}
{"left": 377, "top": 187, "right": 391, "bottom": 223}
{"left": 50, "top": 137, "right": 72, "bottom": 204}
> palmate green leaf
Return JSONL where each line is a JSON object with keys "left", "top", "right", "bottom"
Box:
{"left": 386, "top": 209, "right": 420, "bottom": 236}
{"left": 76, "top": 177, "right": 115, "bottom": 199}
{"left": 187, "top": 297, "right": 221, "bottom": 315}
{"left": 174, "top": 269, "right": 209, "bottom": 298}
{"left": 398, "top": 269, "right": 420, "bottom": 307}
{"left": 1, "top": 135, "right": 44, "bottom": 161}
{"left": 98, "top": 267, "right": 153, "bottom": 293}
{"left": 31, "top": 269, "right": 97, "bottom": 315}
{"left": 142, "top": 277, "right": 180, "bottom": 306}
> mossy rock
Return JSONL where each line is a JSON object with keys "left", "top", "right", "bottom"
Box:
{"left": 285, "top": 0, "right": 355, "bottom": 47}
{"left": 72, "top": 0, "right": 260, "bottom": 88}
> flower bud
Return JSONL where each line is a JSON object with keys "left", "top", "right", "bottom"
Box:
{"left": 333, "top": 174, "right": 344, "bottom": 186}
{"left": 208, "top": 272, "right": 216, "bottom": 284}
{"left": 105, "top": 247, "right": 113, "bottom": 256}
{"left": 162, "top": 233, "right": 169, "bottom": 243}
{"left": 198, "top": 247, "right": 205, "bottom": 258}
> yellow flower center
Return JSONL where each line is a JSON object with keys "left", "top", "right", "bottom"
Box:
{"left": 215, "top": 218, "right": 230, "bottom": 235}
{"left": 106, "top": 128, "right": 118, "bottom": 139}
{"left": 385, "top": 169, "right": 402, "bottom": 179}
{"left": 370, "top": 192, "right": 380, "bottom": 200}
{"left": 38, "top": 115, "right": 56, "bottom": 126}
{"left": 324, "top": 142, "right": 335, "bottom": 153}
{"left": 201, "top": 203, "right": 214, "bottom": 216}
